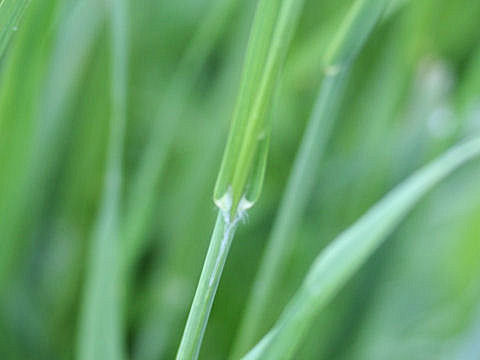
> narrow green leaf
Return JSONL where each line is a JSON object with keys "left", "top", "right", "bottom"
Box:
{"left": 243, "top": 131, "right": 270, "bottom": 207}
{"left": 0, "top": 0, "right": 29, "bottom": 58}
{"left": 0, "top": 0, "right": 60, "bottom": 292}
{"left": 177, "top": 0, "right": 307, "bottom": 358}
{"left": 75, "top": 0, "right": 128, "bottom": 358}
{"left": 243, "top": 137, "right": 480, "bottom": 360}
{"left": 214, "top": 0, "right": 307, "bottom": 216}
{"left": 324, "top": 0, "right": 390, "bottom": 72}
{"left": 231, "top": 0, "right": 391, "bottom": 356}
{"left": 231, "top": 69, "right": 350, "bottom": 358}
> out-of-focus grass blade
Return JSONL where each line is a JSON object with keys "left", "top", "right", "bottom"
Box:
{"left": 132, "top": 15, "right": 248, "bottom": 358}
{"left": 75, "top": 0, "right": 128, "bottom": 358}
{"left": 323, "top": 0, "right": 389, "bottom": 72}
{"left": 0, "top": 0, "right": 104, "bottom": 294}
{"left": 243, "top": 136, "right": 480, "bottom": 360}
{"left": 231, "top": 0, "right": 391, "bottom": 356}
{"left": 0, "top": 0, "right": 29, "bottom": 58}
{"left": 0, "top": 0, "right": 60, "bottom": 291}
{"left": 122, "top": 0, "right": 240, "bottom": 274}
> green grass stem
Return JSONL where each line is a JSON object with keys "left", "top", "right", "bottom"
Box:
{"left": 231, "top": 0, "right": 390, "bottom": 356}
{"left": 75, "top": 0, "right": 128, "bottom": 358}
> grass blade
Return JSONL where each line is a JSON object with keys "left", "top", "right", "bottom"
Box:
{"left": 131, "top": 23, "right": 248, "bottom": 358}
{"left": 177, "top": 0, "right": 307, "bottom": 357}
{"left": 75, "top": 0, "right": 128, "bottom": 358}
{"left": 175, "top": 213, "right": 238, "bottom": 360}
{"left": 243, "top": 136, "right": 480, "bottom": 360}
{"left": 231, "top": 0, "right": 391, "bottom": 356}
{"left": 0, "top": 0, "right": 103, "bottom": 294}
{"left": 213, "top": 0, "right": 307, "bottom": 216}
{"left": 0, "top": 0, "right": 29, "bottom": 58}
{"left": 0, "top": 0, "right": 60, "bottom": 291}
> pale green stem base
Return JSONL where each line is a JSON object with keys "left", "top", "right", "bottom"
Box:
{"left": 176, "top": 211, "right": 240, "bottom": 360}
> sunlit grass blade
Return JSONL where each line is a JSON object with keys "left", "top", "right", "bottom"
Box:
{"left": 231, "top": 0, "right": 391, "bottom": 356}
{"left": 243, "top": 136, "right": 480, "bottom": 360}
{"left": 0, "top": 0, "right": 103, "bottom": 295}
{"left": 75, "top": 0, "right": 128, "bottom": 358}
{"left": 176, "top": 0, "right": 307, "bottom": 358}
{"left": 0, "top": 0, "right": 60, "bottom": 291}
{"left": 0, "top": 0, "right": 29, "bottom": 58}
{"left": 213, "top": 0, "right": 306, "bottom": 216}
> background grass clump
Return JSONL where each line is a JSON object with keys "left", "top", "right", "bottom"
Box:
{"left": 1, "top": 0, "right": 480, "bottom": 359}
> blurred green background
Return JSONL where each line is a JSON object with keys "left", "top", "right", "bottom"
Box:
{"left": 1, "top": 0, "right": 480, "bottom": 359}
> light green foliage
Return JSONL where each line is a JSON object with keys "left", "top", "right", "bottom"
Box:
{"left": 214, "top": 0, "right": 306, "bottom": 216}
{"left": 243, "top": 137, "right": 480, "bottom": 360}
{"left": 1, "top": 0, "right": 480, "bottom": 360}
{"left": 0, "top": 0, "right": 29, "bottom": 58}
{"left": 75, "top": 0, "right": 128, "bottom": 359}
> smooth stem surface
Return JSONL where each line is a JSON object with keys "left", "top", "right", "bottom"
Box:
{"left": 178, "top": 0, "right": 306, "bottom": 355}
{"left": 243, "top": 137, "right": 480, "bottom": 360}
{"left": 176, "top": 212, "right": 239, "bottom": 360}
{"left": 214, "top": 0, "right": 306, "bottom": 214}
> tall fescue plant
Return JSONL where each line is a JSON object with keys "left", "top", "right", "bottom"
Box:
{"left": 176, "top": 0, "right": 306, "bottom": 357}
{"left": 1, "top": 0, "right": 480, "bottom": 359}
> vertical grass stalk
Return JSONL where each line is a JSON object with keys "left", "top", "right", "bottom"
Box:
{"left": 75, "top": 0, "right": 128, "bottom": 358}
{"left": 243, "top": 136, "right": 480, "bottom": 360}
{"left": 175, "top": 213, "right": 241, "bottom": 360}
{"left": 231, "top": 0, "right": 391, "bottom": 356}
{"left": 176, "top": 0, "right": 307, "bottom": 357}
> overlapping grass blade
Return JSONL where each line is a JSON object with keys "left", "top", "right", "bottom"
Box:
{"left": 0, "top": 0, "right": 29, "bottom": 58}
{"left": 132, "top": 23, "right": 248, "bottom": 359}
{"left": 75, "top": 0, "right": 128, "bottom": 358}
{"left": 176, "top": 0, "right": 307, "bottom": 358}
{"left": 243, "top": 136, "right": 480, "bottom": 360}
{"left": 213, "top": 0, "right": 305, "bottom": 215}
{"left": 231, "top": 0, "right": 391, "bottom": 356}
{"left": 0, "top": 0, "right": 60, "bottom": 291}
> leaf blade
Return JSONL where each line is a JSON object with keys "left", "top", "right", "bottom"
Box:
{"left": 243, "top": 136, "right": 480, "bottom": 360}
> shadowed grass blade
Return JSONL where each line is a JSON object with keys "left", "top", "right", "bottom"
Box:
{"left": 0, "top": 0, "right": 104, "bottom": 295}
{"left": 0, "top": 0, "right": 29, "bottom": 58}
{"left": 231, "top": 0, "right": 391, "bottom": 356}
{"left": 75, "top": 0, "right": 128, "bottom": 358}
